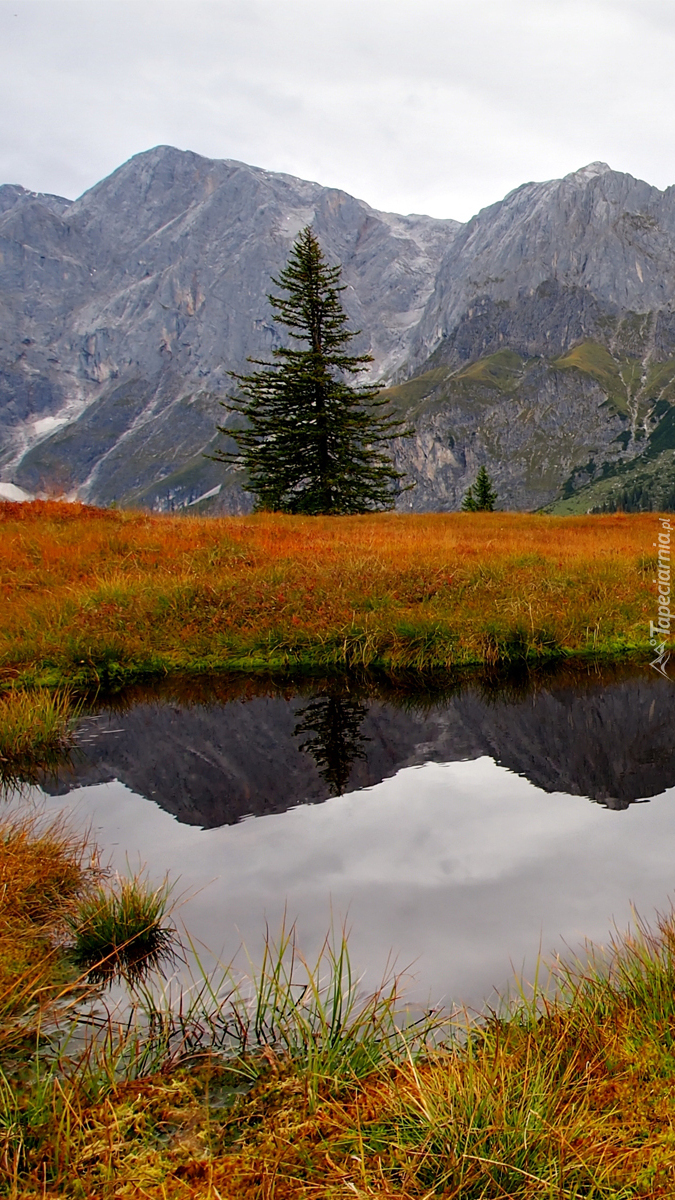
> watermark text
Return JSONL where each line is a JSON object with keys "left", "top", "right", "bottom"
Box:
{"left": 650, "top": 517, "right": 672, "bottom": 678}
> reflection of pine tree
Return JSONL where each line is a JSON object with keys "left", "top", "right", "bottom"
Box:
{"left": 294, "top": 694, "right": 370, "bottom": 796}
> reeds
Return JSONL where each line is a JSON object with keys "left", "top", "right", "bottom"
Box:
{"left": 0, "top": 688, "right": 77, "bottom": 788}
{"left": 123, "top": 925, "right": 437, "bottom": 1096}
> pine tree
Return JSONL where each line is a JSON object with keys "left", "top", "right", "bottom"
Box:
{"left": 460, "top": 484, "right": 477, "bottom": 512}
{"left": 461, "top": 466, "right": 497, "bottom": 512}
{"left": 211, "top": 227, "right": 408, "bottom": 514}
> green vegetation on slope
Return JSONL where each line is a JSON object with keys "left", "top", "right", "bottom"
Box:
{"left": 551, "top": 341, "right": 632, "bottom": 414}
{"left": 385, "top": 326, "right": 675, "bottom": 512}
{"left": 454, "top": 348, "right": 528, "bottom": 392}
{"left": 384, "top": 351, "right": 530, "bottom": 419}
{"left": 548, "top": 435, "right": 675, "bottom": 515}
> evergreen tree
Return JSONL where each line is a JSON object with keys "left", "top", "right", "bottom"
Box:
{"left": 460, "top": 484, "right": 477, "bottom": 512}
{"left": 293, "top": 692, "right": 369, "bottom": 796}
{"left": 461, "top": 465, "right": 497, "bottom": 512}
{"left": 212, "top": 227, "right": 408, "bottom": 514}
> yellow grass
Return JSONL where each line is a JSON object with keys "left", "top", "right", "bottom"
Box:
{"left": 0, "top": 811, "right": 88, "bottom": 1040}
{"left": 0, "top": 688, "right": 77, "bottom": 789}
{"left": 0, "top": 499, "right": 659, "bottom": 686}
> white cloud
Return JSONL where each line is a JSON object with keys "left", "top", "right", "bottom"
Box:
{"left": 1, "top": 0, "right": 674, "bottom": 219}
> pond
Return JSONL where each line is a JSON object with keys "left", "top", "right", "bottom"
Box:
{"left": 16, "top": 662, "right": 675, "bottom": 1010}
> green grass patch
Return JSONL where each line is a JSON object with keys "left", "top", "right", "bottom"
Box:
{"left": 379, "top": 366, "right": 452, "bottom": 414}
{"left": 551, "top": 340, "right": 632, "bottom": 414}
{"left": 67, "top": 875, "right": 178, "bottom": 985}
{"left": 454, "top": 348, "right": 527, "bottom": 392}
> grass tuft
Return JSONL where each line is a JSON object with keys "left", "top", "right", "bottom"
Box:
{"left": 0, "top": 688, "right": 77, "bottom": 787}
{"left": 67, "top": 874, "right": 178, "bottom": 985}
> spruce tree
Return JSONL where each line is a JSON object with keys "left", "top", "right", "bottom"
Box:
{"left": 461, "top": 465, "right": 497, "bottom": 512}
{"left": 460, "top": 484, "right": 477, "bottom": 512}
{"left": 211, "top": 227, "right": 408, "bottom": 514}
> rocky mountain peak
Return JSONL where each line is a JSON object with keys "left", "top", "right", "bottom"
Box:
{"left": 564, "top": 161, "right": 613, "bottom": 183}
{"left": 3, "top": 148, "right": 675, "bottom": 518}
{"left": 0, "top": 183, "right": 72, "bottom": 217}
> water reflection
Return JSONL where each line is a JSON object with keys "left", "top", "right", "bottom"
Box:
{"left": 294, "top": 692, "right": 370, "bottom": 795}
{"left": 17, "top": 660, "right": 675, "bottom": 1009}
{"left": 1, "top": 748, "right": 74, "bottom": 796}
{"left": 37, "top": 662, "right": 675, "bottom": 825}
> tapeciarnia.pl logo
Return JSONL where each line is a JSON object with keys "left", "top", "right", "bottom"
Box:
{"left": 650, "top": 516, "right": 672, "bottom": 679}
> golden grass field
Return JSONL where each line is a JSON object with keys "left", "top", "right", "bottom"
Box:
{"left": 0, "top": 500, "right": 661, "bottom": 688}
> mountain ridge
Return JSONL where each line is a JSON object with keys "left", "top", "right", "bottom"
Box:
{"left": 2, "top": 146, "right": 675, "bottom": 513}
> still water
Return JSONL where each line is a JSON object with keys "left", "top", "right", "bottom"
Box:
{"left": 21, "top": 664, "right": 675, "bottom": 1008}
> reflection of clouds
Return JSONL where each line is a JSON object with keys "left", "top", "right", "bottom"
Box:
{"left": 218, "top": 760, "right": 598, "bottom": 890}
{"left": 29, "top": 760, "right": 675, "bottom": 1009}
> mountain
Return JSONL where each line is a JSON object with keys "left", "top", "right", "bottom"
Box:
{"left": 385, "top": 162, "right": 675, "bottom": 511}
{"left": 0, "top": 147, "right": 455, "bottom": 511}
{"left": 42, "top": 670, "right": 675, "bottom": 827}
{"left": 3, "top": 148, "right": 675, "bottom": 513}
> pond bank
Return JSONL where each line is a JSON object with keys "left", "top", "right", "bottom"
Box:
{"left": 0, "top": 501, "right": 659, "bottom": 691}
{"left": 3, "top": 808, "right": 675, "bottom": 1197}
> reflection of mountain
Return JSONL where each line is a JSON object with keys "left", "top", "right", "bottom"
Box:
{"left": 43, "top": 671, "right": 675, "bottom": 826}
{"left": 460, "top": 677, "right": 673, "bottom": 810}
{"left": 45, "top": 694, "right": 453, "bottom": 826}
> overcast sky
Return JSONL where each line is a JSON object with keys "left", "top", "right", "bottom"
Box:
{"left": 2, "top": 0, "right": 675, "bottom": 221}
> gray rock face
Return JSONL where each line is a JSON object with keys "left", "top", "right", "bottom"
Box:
{"left": 3, "top": 149, "right": 675, "bottom": 511}
{"left": 0, "top": 147, "right": 455, "bottom": 507}
{"left": 410, "top": 163, "right": 675, "bottom": 366}
{"left": 383, "top": 163, "right": 675, "bottom": 512}
{"left": 390, "top": 359, "right": 628, "bottom": 513}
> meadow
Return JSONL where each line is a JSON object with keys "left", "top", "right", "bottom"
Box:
{"left": 3, "top": 810, "right": 675, "bottom": 1197}
{"left": 0, "top": 500, "right": 659, "bottom": 692}
{"left": 1, "top": 500, "right": 670, "bottom": 1195}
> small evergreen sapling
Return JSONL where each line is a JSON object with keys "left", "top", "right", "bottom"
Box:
{"left": 461, "top": 485, "right": 477, "bottom": 512}
{"left": 211, "top": 227, "right": 409, "bottom": 514}
{"left": 461, "top": 466, "right": 498, "bottom": 512}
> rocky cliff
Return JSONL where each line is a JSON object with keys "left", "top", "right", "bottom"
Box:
{"left": 3, "top": 149, "right": 675, "bottom": 512}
